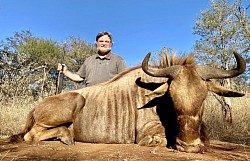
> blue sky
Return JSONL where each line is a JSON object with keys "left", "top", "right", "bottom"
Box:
{"left": 0, "top": 0, "right": 249, "bottom": 66}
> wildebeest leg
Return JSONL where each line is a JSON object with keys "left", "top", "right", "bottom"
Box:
{"left": 136, "top": 120, "right": 166, "bottom": 147}
{"left": 24, "top": 124, "right": 74, "bottom": 145}
{"left": 37, "top": 126, "right": 73, "bottom": 145}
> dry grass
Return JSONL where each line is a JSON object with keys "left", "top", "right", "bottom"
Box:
{"left": 203, "top": 93, "right": 250, "bottom": 145}
{"left": 0, "top": 97, "right": 40, "bottom": 137}
{"left": 0, "top": 92, "right": 249, "bottom": 145}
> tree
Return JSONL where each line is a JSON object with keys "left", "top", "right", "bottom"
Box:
{"left": 193, "top": 0, "right": 250, "bottom": 123}
{"left": 63, "top": 35, "right": 95, "bottom": 72}
{"left": 193, "top": 0, "right": 249, "bottom": 84}
{"left": 0, "top": 31, "right": 58, "bottom": 99}
{"left": 18, "top": 38, "right": 61, "bottom": 69}
{"left": 0, "top": 31, "right": 96, "bottom": 100}
{"left": 57, "top": 35, "right": 96, "bottom": 91}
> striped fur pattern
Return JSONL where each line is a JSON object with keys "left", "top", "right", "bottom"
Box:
{"left": 73, "top": 52, "right": 244, "bottom": 153}
{"left": 73, "top": 67, "right": 167, "bottom": 146}
{"left": 72, "top": 53, "right": 198, "bottom": 146}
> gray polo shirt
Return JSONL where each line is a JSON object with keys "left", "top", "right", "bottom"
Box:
{"left": 77, "top": 52, "right": 127, "bottom": 86}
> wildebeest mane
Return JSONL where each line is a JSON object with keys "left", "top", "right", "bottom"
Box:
{"left": 100, "top": 66, "right": 141, "bottom": 85}
{"left": 159, "top": 52, "right": 196, "bottom": 68}
{"left": 102, "top": 52, "right": 196, "bottom": 85}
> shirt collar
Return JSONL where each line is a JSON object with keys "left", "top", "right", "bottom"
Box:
{"left": 95, "top": 51, "right": 111, "bottom": 60}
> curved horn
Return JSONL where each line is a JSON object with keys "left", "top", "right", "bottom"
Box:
{"left": 196, "top": 52, "right": 246, "bottom": 80}
{"left": 142, "top": 53, "right": 181, "bottom": 79}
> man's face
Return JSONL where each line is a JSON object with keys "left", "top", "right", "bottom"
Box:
{"left": 96, "top": 35, "right": 112, "bottom": 54}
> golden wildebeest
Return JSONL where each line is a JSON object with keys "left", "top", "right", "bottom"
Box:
{"left": 9, "top": 92, "right": 85, "bottom": 145}
{"left": 9, "top": 51, "right": 245, "bottom": 154}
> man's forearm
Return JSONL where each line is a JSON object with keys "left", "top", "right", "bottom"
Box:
{"left": 64, "top": 71, "right": 84, "bottom": 82}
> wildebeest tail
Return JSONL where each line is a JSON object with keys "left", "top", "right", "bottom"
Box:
{"left": 8, "top": 108, "right": 36, "bottom": 143}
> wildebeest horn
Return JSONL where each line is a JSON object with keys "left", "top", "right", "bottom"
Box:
{"left": 142, "top": 53, "right": 181, "bottom": 79}
{"left": 196, "top": 52, "right": 246, "bottom": 80}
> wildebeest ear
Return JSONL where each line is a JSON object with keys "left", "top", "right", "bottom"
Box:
{"left": 145, "top": 83, "right": 169, "bottom": 99}
{"left": 206, "top": 80, "right": 245, "bottom": 97}
{"left": 135, "top": 77, "right": 165, "bottom": 91}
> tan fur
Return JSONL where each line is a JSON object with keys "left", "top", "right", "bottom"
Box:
{"left": 72, "top": 67, "right": 168, "bottom": 146}
{"left": 159, "top": 52, "right": 241, "bottom": 152}
{"left": 166, "top": 57, "right": 208, "bottom": 153}
{"left": 8, "top": 51, "right": 242, "bottom": 154}
{"left": 160, "top": 52, "right": 196, "bottom": 68}
{"left": 145, "top": 82, "right": 169, "bottom": 98}
{"left": 206, "top": 80, "right": 245, "bottom": 97}
{"left": 70, "top": 52, "right": 243, "bottom": 153}
{"left": 141, "top": 51, "right": 245, "bottom": 153}
{"left": 9, "top": 92, "right": 85, "bottom": 144}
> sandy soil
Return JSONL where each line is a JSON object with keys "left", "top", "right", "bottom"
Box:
{"left": 0, "top": 140, "right": 249, "bottom": 161}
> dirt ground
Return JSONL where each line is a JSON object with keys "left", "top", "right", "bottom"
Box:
{"left": 0, "top": 140, "right": 249, "bottom": 161}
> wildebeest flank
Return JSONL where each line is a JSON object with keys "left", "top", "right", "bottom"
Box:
{"left": 71, "top": 51, "right": 245, "bottom": 153}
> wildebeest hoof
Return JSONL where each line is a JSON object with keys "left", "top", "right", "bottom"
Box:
{"left": 138, "top": 134, "right": 166, "bottom": 147}
{"left": 137, "top": 135, "right": 152, "bottom": 146}
{"left": 61, "top": 138, "right": 74, "bottom": 145}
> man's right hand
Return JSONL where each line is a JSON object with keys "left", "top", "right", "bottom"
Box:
{"left": 57, "top": 63, "right": 67, "bottom": 74}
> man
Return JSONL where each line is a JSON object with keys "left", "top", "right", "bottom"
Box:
{"left": 58, "top": 31, "right": 127, "bottom": 86}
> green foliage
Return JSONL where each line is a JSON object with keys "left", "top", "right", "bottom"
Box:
{"left": 56, "top": 36, "right": 96, "bottom": 91}
{"left": 0, "top": 30, "right": 96, "bottom": 99}
{"left": 63, "top": 35, "right": 95, "bottom": 72}
{"left": 1, "top": 30, "right": 62, "bottom": 72}
{"left": 18, "top": 38, "right": 61, "bottom": 71}
{"left": 4, "top": 30, "right": 34, "bottom": 52}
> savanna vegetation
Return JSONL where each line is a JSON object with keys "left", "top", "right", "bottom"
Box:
{"left": 0, "top": 0, "right": 250, "bottom": 146}
{"left": 193, "top": 0, "right": 250, "bottom": 145}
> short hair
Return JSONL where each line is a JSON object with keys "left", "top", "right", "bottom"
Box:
{"left": 96, "top": 31, "right": 113, "bottom": 44}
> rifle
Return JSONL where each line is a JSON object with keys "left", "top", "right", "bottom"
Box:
{"left": 55, "top": 44, "right": 66, "bottom": 95}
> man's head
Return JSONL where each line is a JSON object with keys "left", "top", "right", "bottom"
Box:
{"left": 96, "top": 31, "right": 113, "bottom": 55}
